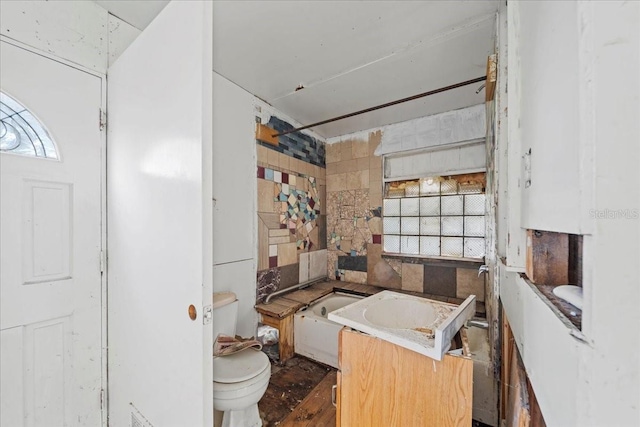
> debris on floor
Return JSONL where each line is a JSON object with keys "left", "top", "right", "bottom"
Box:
{"left": 258, "top": 356, "right": 331, "bottom": 426}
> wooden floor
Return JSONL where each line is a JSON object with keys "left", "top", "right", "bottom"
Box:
{"left": 258, "top": 356, "right": 336, "bottom": 427}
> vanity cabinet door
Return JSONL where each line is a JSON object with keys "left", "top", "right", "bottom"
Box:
{"left": 338, "top": 328, "right": 473, "bottom": 427}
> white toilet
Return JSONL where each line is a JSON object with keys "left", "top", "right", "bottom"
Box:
{"left": 213, "top": 292, "right": 271, "bottom": 427}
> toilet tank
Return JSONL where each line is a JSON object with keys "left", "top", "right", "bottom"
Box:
{"left": 212, "top": 292, "right": 238, "bottom": 338}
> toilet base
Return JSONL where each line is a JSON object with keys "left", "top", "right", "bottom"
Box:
{"left": 221, "top": 403, "right": 262, "bottom": 427}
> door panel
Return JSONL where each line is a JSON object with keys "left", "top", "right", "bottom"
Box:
{"left": 106, "top": 2, "right": 213, "bottom": 426}
{"left": 0, "top": 41, "right": 103, "bottom": 426}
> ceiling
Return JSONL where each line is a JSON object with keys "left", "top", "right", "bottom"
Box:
{"left": 95, "top": 0, "right": 499, "bottom": 139}
{"left": 94, "top": 0, "right": 169, "bottom": 30}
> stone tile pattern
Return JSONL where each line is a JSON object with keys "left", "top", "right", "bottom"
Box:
{"left": 326, "top": 132, "right": 390, "bottom": 283}
{"left": 257, "top": 267, "right": 281, "bottom": 302}
{"left": 256, "top": 116, "right": 326, "bottom": 167}
{"left": 256, "top": 124, "right": 327, "bottom": 303}
{"left": 326, "top": 132, "right": 485, "bottom": 301}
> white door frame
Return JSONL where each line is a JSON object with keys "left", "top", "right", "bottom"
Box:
{"left": 0, "top": 35, "right": 109, "bottom": 427}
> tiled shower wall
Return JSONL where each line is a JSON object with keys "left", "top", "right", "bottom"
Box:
{"left": 326, "top": 132, "right": 485, "bottom": 302}
{"left": 256, "top": 118, "right": 327, "bottom": 302}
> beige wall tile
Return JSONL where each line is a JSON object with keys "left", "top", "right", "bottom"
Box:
{"left": 352, "top": 139, "right": 369, "bottom": 159}
{"left": 344, "top": 270, "right": 368, "bottom": 284}
{"left": 401, "top": 263, "right": 424, "bottom": 292}
{"left": 366, "top": 243, "right": 401, "bottom": 288}
{"left": 257, "top": 179, "right": 275, "bottom": 212}
{"left": 456, "top": 268, "right": 485, "bottom": 302}
{"left": 278, "top": 242, "right": 298, "bottom": 266}
{"left": 269, "top": 235, "right": 291, "bottom": 245}
{"left": 258, "top": 220, "right": 269, "bottom": 271}
{"left": 369, "top": 155, "right": 382, "bottom": 171}
{"left": 289, "top": 158, "right": 301, "bottom": 174}
{"left": 326, "top": 143, "right": 340, "bottom": 163}
{"left": 337, "top": 159, "right": 357, "bottom": 174}
{"left": 309, "top": 249, "right": 328, "bottom": 279}
{"left": 368, "top": 217, "right": 382, "bottom": 235}
{"left": 339, "top": 141, "right": 353, "bottom": 161}
{"left": 318, "top": 185, "right": 326, "bottom": 214}
{"left": 267, "top": 148, "right": 280, "bottom": 169}
{"left": 360, "top": 169, "right": 370, "bottom": 189}
{"left": 340, "top": 238, "right": 352, "bottom": 251}
{"left": 327, "top": 173, "right": 347, "bottom": 192}
{"left": 370, "top": 190, "right": 382, "bottom": 210}
{"left": 279, "top": 153, "right": 290, "bottom": 171}
{"left": 257, "top": 144, "right": 269, "bottom": 164}
{"left": 370, "top": 181, "right": 383, "bottom": 196}
{"left": 356, "top": 157, "right": 369, "bottom": 171}
{"left": 346, "top": 170, "right": 363, "bottom": 190}
{"left": 369, "top": 167, "right": 383, "bottom": 185}
{"left": 301, "top": 161, "right": 312, "bottom": 177}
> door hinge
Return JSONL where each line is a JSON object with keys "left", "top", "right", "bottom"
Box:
{"left": 100, "top": 250, "right": 106, "bottom": 274}
{"left": 99, "top": 108, "right": 107, "bottom": 131}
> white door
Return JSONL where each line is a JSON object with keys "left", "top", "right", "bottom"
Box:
{"left": 106, "top": 2, "right": 213, "bottom": 426}
{"left": 0, "top": 41, "right": 104, "bottom": 426}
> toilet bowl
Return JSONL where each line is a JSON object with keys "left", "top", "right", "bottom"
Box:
{"left": 213, "top": 292, "right": 271, "bottom": 427}
{"left": 213, "top": 349, "right": 271, "bottom": 427}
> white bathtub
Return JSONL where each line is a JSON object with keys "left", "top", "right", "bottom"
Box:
{"left": 294, "top": 292, "right": 363, "bottom": 368}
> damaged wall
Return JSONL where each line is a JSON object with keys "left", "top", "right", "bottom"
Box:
{"left": 325, "top": 110, "right": 487, "bottom": 304}
{"left": 255, "top": 117, "right": 327, "bottom": 302}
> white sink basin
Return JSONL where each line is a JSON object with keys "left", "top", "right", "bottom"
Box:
{"left": 328, "top": 290, "right": 476, "bottom": 361}
{"left": 364, "top": 299, "right": 437, "bottom": 329}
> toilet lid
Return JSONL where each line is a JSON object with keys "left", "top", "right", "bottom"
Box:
{"left": 213, "top": 349, "right": 270, "bottom": 383}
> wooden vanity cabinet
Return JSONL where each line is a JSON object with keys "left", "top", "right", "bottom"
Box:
{"left": 336, "top": 328, "right": 473, "bottom": 427}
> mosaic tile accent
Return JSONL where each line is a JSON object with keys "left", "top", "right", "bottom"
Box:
{"left": 372, "top": 234, "right": 382, "bottom": 244}
{"left": 256, "top": 116, "right": 326, "bottom": 167}
{"left": 257, "top": 169, "right": 324, "bottom": 273}
{"left": 327, "top": 189, "right": 373, "bottom": 256}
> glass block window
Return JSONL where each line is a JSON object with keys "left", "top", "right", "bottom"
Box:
{"left": 0, "top": 92, "right": 59, "bottom": 159}
{"left": 383, "top": 173, "right": 486, "bottom": 259}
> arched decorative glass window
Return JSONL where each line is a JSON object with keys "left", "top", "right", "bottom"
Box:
{"left": 0, "top": 92, "right": 59, "bottom": 159}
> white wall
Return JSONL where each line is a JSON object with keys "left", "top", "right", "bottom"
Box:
{"left": 500, "top": 1, "right": 640, "bottom": 426}
{"left": 211, "top": 73, "right": 326, "bottom": 337}
{"left": 577, "top": 1, "right": 639, "bottom": 424}
{"left": 517, "top": 1, "right": 585, "bottom": 235}
{"left": 212, "top": 72, "right": 258, "bottom": 337}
